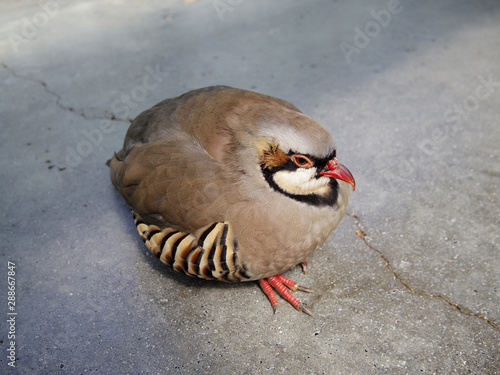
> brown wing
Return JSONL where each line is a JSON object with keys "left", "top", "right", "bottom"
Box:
{"left": 109, "top": 88, "right": 241, "bottom": 231}
{"left": 110, "top": 142, "right": 232, "bottom": 230}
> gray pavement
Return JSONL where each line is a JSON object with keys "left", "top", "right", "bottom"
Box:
{"left": 1, "top": 0, "right": 499, "bottom": 374}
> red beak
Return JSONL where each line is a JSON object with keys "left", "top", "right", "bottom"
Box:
{"left": 319, "top": 157, "right": 356, "bottom": 191}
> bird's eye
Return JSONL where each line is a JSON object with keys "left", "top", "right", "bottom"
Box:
{"left": 292, "top": 155, "right": 313, "bottom": 168}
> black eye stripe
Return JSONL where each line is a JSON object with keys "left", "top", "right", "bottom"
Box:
{"left": 287, "top": 150, "right": 336, "bottom": 169}
{"left": 263, "top": 150, "right": 336, "bottom": 172}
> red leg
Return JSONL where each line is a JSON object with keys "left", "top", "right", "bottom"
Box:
{"left": 258, "top": 279, "right": 279, "bottom": 314}
{"left": 258, "top": 274, "right": 313, "bottom": 316}
{"left": 275, "top": 274, "right": 313, "bottom": 293}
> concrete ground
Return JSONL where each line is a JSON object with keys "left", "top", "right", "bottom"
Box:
{"left": 1, "top": 0, "right": 499, "bottom": 374}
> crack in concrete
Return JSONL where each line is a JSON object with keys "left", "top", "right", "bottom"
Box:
{"left": 1, "top": 62, "right": 132, "bottom": 123}
{"left": 346, "top": 212, "right": 500, "bottom": 331}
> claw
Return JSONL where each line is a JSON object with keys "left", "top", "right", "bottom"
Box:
{"left": 296, "top": 285, "right": 314, "bottom": 293}
{"left": 258, "top": 274, "right": 313, "bottom": 316}
{"left": 300, "top": 259, "right": 308, "bottom": 274}
{"left": 297, "top": 303, "right": 313, "bottom": 316}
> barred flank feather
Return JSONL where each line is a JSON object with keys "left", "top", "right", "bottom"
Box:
{"left": 132, "top": 211, "right": 250, "bottom": 282}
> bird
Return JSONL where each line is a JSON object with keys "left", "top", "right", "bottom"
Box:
{"left": 109, "top": 86, "right": 355, "bottom": 315}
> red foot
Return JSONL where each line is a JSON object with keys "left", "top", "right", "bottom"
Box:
{"left": 258, "top": 274, "right": 313, "bottom": 316}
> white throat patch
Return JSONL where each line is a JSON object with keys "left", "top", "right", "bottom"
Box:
{"left": 272, "top": 168, "right": 331, "bottom": 196}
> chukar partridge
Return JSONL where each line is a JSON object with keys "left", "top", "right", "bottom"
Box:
{"left": 109, "top": 86, "right": 355, "bottom": 315}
